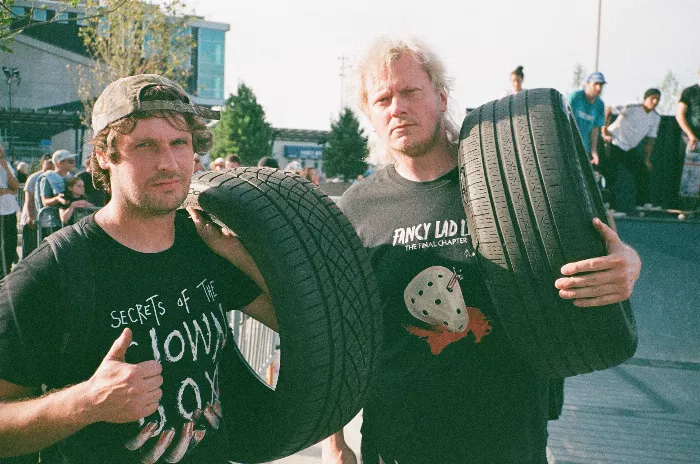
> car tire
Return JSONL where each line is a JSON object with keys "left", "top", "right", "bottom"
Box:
{"left": 458, "top": 88, "right": 637, "bottom": 378}
{"left": 186, "top": 167, "right": 382, "bottom": 462}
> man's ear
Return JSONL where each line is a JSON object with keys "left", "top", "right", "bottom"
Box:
{"left": 95, "top": 149, "right": 110, "bottom": 170}
{"left": 439, "top": 90, "right": 448, "bottom": 113}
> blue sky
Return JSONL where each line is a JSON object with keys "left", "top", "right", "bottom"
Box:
{"left": 182, "top": 0, "right": 700, "bottom": 131}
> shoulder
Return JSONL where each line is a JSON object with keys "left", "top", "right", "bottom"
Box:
{"left": 568, "top": 90, "right": 583, "bottom": 103}
{"left": 339, "top": 167, "right": 390, "bottom": 213}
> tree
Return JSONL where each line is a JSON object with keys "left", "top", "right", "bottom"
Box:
{"left": 657, "top": 70, "right": 682, "bottom": 116}
{"left": 210, "top": 83, "right": 273, "bottom": 166}
{"left": 72, "top": 0, "right": 194, "bottom": 124}
{"left": 323, "top": 108, "right": 368, "bottom": 180}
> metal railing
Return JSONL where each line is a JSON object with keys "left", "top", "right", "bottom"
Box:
{"left": 229, "top": 310, "right": 279, "bottom": 383}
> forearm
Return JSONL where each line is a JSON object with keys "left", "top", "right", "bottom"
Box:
{"left": 41, "top": 196, "right": 65, "bottom": 208}
{"left": 1, "top": 165, "right": 19, "bottom": 191}
{"left": 644, "top": 140, "right": 655, "bottom": 162}
{"left": 590, "top": 127, "right": 600, "bottom": 153}
{"left": 220, "top": 242, "right": 269, "bottom": 294}
{"left": 0, "top": 383, "right": 93, "bottom": 457}
{"left": 59, "top": 206, "right": 74, "bottom": 224}
{"left": 676, "top": 105, "right": 697, "bottom": 140}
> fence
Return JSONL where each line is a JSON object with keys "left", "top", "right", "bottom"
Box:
{"left": 229, "top": 310, "right": 279, "bottom": 383}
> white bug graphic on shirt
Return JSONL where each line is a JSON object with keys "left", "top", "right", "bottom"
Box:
{"left": 403, "top": 266, "right": 468, "bottom": 332}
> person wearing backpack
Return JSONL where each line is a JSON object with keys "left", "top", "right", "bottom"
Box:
{"left": 0, "top": 74, "right": 277, "bottom": 463}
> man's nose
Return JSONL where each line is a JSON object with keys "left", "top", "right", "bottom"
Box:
{"left": 389, "top": 96, "right": 407, "bottom": 118}
{"left": 156, "top": 145, "right": 180, "bottom": 170}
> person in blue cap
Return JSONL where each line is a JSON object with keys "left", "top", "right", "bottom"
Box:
{"left": 569, "top": 72, "right": 607, "bottom": 167}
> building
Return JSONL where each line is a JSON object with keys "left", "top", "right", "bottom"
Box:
{"left": 271, "top": 128, "right": 330, "bottom": 173}
{"left": 0, "top": 0, "right": 228, "bottom": 164}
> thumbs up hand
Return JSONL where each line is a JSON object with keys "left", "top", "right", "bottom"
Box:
{"left": 86, "top": 328, "right": 163, "bottom": 424}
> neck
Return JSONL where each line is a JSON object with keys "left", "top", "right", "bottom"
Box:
{"left": 392, "top": 137, "right": 457, "bottom": 182}
{"left": 643, "top": 103, "right": 654, "bottom": 113}
{"left": 584, "top": 90, "right": 597, "bottom": 103}
{"left": 95, "top": 202, "right": 177, "bottom": 253}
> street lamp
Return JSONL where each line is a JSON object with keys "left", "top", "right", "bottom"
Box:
{"left": 2, "top": 67, "right": 21, "bottom": 163}
{"left": 594, "top": 0, "right": 602, "bottom": 72}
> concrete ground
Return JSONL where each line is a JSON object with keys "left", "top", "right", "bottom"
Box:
{"left": 267, "top": 217, "right": 700, "bottom": 463}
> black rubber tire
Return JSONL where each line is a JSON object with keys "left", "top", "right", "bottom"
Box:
{"left": 185, "top": 168, "right": 382, "bottom": 462}
{"left": 458, "top": 88, "right": 637, "bottom": 378}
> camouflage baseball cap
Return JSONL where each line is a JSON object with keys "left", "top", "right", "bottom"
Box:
{"left": 91, "top": 74, "right": 220, "bottom": 134}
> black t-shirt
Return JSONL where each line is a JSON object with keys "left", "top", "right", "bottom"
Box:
{"left": 680, "top": 84, "right": 700, "bottom": 139}
{"left": 339, "top": 166, "right": 549, "bottom": 463}
{"left": 0, "top": 213, "right": 260, "bottom": 464}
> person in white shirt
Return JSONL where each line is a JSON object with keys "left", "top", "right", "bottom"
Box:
{"left": 0, "top": 145, "right": 20, "bottom": 277}
{"left": 602, "top": 88, "right": 661, "bottom": 212}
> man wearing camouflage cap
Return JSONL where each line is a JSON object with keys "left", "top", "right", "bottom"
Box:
{"left": 0, "top": 74, "right": 277, "bottom": 463}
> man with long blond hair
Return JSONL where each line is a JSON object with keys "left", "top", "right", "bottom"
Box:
{"left": 324, "top": 36, "right": 641, "bottom": 464}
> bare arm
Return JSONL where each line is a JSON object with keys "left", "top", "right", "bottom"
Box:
{"left": 590, "top": 126, "right": 601, "bottom": 165}
{"left": 59, "top": 200, "right": 92, "bottom": 225}
{"left": 0, "top": 328, "right": 163, "bottom": 457}
{"left": 643, "top": 137, "right": 656, "bottom": 171}
{"left": 22, "top": 189, "right": 36, "bottom": 226}
{"left": 0, "top": 148, "right": 19, "bottom": 193}
{"left": 676, "top": 102, "right": 698, "bottom": 150}
{"left": 0, "top": 380, "right": 94, "bottom": 457}
{"left": 322, "top": 429, "right": 358, "bottom": 464}
{"left": 42, "top": 194, "right": 69, "bottom": 208}
{"left": 601, "top": 106, "right": 613, "bottom": 142}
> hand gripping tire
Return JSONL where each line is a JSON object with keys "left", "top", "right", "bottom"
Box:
{"left": 185, "top": 168, "right": 382, "bottom": 462}
{"left": 458, "top": 88, "right": 637, "bottom": 378}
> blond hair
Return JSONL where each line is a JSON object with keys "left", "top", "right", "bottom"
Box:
{"left": 355, "top": 36, "right": 453, "bottom": 117}
{"left": 355, "top": 36, "right": 459, "bottom": 163}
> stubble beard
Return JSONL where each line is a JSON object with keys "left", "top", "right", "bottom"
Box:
{"left": 119, "top": 178, "right": 190, "bottom": 218}
{"left": 390, "top": 114, "right": 445, "bottom": 159}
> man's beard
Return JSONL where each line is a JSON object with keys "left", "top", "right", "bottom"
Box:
{"left": 392, "top": 116, "right": 444, "bottom": 159}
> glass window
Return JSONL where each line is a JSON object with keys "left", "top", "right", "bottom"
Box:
{"left": 198, "top": 42, "right": 224, "bottom": 65}
{"left": 76, "top": 13, "right": 87, "bottom": 26}
{"left": 32, "top": 9, "right": 48, "bottom": 21}
{"left": 196, "top": 28, "right": 225, "bottom": 100}
{"left": 55, "top": 12, "right": 70, "bottom": 23}
{"left": 11, "top": 6, "right": 26, "bottom": 17}
{"left": 199, "top": 28, "right": 225, "bottom": 43}
{"left": 197, "top": 75, "right": 223, "bottom": 100}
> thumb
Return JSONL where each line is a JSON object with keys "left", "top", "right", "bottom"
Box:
{"left": 104, "top": 328, "right": 132, "bottom": 362}
{"left": 593, "top": 217, "right": 621, "bottom": 251}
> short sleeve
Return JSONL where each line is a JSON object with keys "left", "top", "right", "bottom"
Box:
{"left": 679, "top": 87, "right": 691, "bottom": 104}
{"left": 214, "top": 257, "right": 261, "bottom": 312}
{"left": 39, "top": 176, "right": 54, "bottom": 200}
{"left": 0, "top": 243, "right": 64, "bottom": 387}
{"left": 610, "top": 105, "right": 626, "bottom": 116}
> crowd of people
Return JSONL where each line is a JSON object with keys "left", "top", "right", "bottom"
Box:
{"left": 501, "top": 64, "right": 700, "bottom": 213}
{"left": 0, "top": 143, "right": 323, "bottom": 279}
{"left": 0, "top": 36, "right": 695, "bottom": 464}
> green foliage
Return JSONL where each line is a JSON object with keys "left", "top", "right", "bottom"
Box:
{"left": 657, "top": 70, "right": 682, "bottom": 116}
{"left": 323, "top": 108, "right": 368, "bottom": 180}
{"left": 211, "top": 83, "right": 273, "bottom": 166}
{"left": 74, "top": 0, "right": 194, "bottom": 124}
